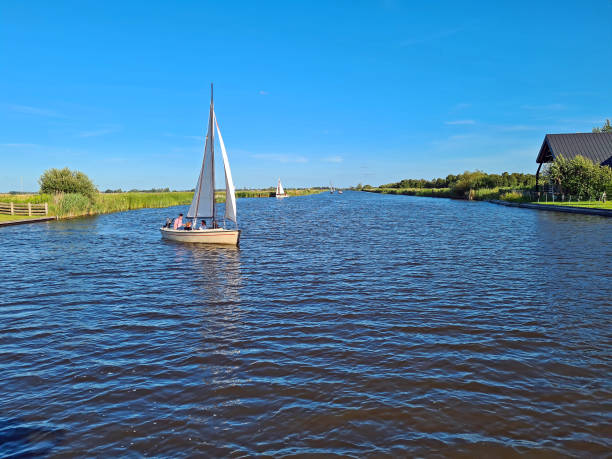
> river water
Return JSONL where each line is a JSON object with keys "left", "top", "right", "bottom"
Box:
{"left": 1, "top": 191, "right": 611, "bottom": 456}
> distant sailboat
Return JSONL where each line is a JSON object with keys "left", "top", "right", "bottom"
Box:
{"left": 275, "top": 178, "right": 289, "bottom": 199}
{"left": 160, "top": 84, "right": 240, "bottom": 245}
{"left": 329, "top": 181, "right": 335, "bottom": 194}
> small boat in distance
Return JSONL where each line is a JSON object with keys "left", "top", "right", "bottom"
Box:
{"left": 329, "top": 181, "right": 335, "bottom": 194}
{"left": 160, "top": 84, "right": 240, "bottom": 245}
{"left": 275, "top": 178, "right": 289, "bottom": 199}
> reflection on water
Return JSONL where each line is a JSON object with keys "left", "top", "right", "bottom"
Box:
{"left": 169, "top": 243, "right": 243, "bottom": 304}
{"left": 0, "top": 192, "right": 611, "bottom": 456}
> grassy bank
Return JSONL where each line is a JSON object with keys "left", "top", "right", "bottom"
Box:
{"left": 0, "top": 188, "right": 324, "bottom": 219}
{"left": 365, "top": 188, "right": 612, "bottom": 209}
{"left": 235, "top": 188, "right": 324, "bottom": 198}
{"left": 0, "top": 214, "right": 50, "bottom": 222}
{"left": 0, "top": 192, "right": 194, "bottom": 218}
{"left": 534, "top": 201, "right": 612, "bottom": 210}
{"left": 366, "top": 187, "right": 527, "bottom": 201}
{"left": 368, "top": 187, "right": 454, "bottom": 198}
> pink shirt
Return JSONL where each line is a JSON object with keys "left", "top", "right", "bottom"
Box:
{"left": 173, "top": 216, "right": 183, "bottom": 229}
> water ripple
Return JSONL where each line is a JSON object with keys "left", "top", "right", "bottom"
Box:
{"left": 0, "top": 192, "right": 611, "bottom": 456}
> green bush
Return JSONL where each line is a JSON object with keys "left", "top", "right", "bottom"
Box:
{"left": 39, "top": 168, "right": 97, "bottom": 201}
{"left": 545, "top": 155, "right": 612, "bottom": 199}
{"left": 499, "top": 191, "right": 529, "bottom": 202}
{"left": 449, "top": 171, "right": 494, "bottom": 196}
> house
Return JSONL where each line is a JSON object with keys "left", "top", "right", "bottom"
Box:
{"left": 535, "top": 132, "right": 612, "bottom": 186}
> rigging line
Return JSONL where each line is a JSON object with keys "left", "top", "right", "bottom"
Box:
{"left": 210, "top": 83, "right": 216, "bottom": 225}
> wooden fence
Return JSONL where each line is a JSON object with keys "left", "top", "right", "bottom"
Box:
{"left": 0, "top": 201, "right": 48, "bottom": 216}
{"left": 517, "top": 190, "right": 609, "bottom": 203}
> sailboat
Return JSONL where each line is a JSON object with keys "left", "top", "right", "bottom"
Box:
{"left": 329, "top": 181, "right": 335, "bottom": 194}
{"left": 275, "top": 178, "right": 289, "bottom": 199}
{"left": 160, "top": 84, "right": 240, "bottom": 245}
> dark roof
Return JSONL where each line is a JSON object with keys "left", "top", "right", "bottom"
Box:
{"left": 536, "top": 132, "right": 612, "bottom": 167}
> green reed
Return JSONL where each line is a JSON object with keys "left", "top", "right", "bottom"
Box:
{"left": 1, "top": 189, "right": 324, "bottom": 219}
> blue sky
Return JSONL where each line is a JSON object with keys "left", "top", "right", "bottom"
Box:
{"left": 1, "top": 0, "right": 611, "bottom": 191}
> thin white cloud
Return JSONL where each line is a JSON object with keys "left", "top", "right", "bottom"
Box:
{"left": 323, "top": 155, "right": 343, "bottom": 163}
{"left": 259, "top": 90, "right": 269, "bottom": 96}
{"left": 252, "top": 153, "right": 307, "bottom": 163}
{"left": 445, "top": 119, "right": 476, "bottom": 125}
{"left": 8, "top": 104, "right": 62, "bottom": 117}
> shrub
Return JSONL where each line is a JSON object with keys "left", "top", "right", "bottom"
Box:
{"left": 39, "top": 168, "right": 97, "bottom": 201}
{"left": 545, "top": 155, "right": 612, "bottom": 199}
{"left": 450, "top": 170, "right": 487, "bottom": 196}
{"left": 499, "top": 191, "right": 528, "bottom": 202}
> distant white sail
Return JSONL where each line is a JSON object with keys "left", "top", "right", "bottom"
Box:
{"left": 188, "top": 105, "right": 215, "bottom": 219}
{"left": 277, "top": 179, "right": 285, "bottom": 196}
{"left": 214, "top": 112, "right": 237, "bottom": 223}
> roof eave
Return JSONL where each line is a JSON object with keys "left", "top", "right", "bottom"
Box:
{"left": 536, "top": 135, "right": 553, "bottom": 163}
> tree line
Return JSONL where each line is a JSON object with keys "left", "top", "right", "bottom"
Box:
{"left": 379, "top": 171, "right": 536, "bottom": 190}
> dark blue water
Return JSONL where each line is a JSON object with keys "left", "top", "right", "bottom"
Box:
{"left": 1, "top": 191, "right": 611, "bottom": 456}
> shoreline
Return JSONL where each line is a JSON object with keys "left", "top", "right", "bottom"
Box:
{"left": 0, "top": 216, "right": 57, "bottom": 227}
{"left": 363, "top": 189, "right": 612, "bottom": 217}
{"left": 0, "top": 189, "right": 325, "bottom": 227}
{"left": 488, "top": 200, "right": 612, "bottom": 217}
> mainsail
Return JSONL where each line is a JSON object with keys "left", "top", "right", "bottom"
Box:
{"left": 277, "top": 179, "right": 285, "bottom": 196}
{"left": 187, "top": 86, "right": 237, "bottom": 225}
{"left": 188, "top": 103, "right": 215, "bottom": 219}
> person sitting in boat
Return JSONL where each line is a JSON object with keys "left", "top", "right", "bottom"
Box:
{"left": 212, "top": 220, "right": 219, "bottom": 229}
{"left": 184, "top": 221, "right": 192, "bottom": 231}
{"left": 199, "top": 219, "right": 206, "bottom": 229}
{"left": 164, "top": 218, "right": 172, "bottom": 228}
{"left": 173, "top": 213, "right": 183, "bottom": 229}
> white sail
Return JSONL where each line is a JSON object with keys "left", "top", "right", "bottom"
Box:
{"left": 187, "top": 105, "right": 215, "bottom": 219}
{"left": 214, "top": 112, "right": 237, "bottom": 223}
{"left": 277, "top": 179, "right": 285, "bottom": 196}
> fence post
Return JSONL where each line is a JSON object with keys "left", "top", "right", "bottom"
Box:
{"left": 44, "top": 203, "right": 48, "bottom": 215}
{"left": 10, "top": 202, "right": 14, "bottom": 215}
{"left": 28, "top": 203, "right": 32, "bottom": 216}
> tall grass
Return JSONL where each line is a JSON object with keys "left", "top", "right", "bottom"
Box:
{"left": 235, "top": 190, "right": 274, "bottom": 198}
{"left": 56, "top": 193, "right": 91, "bottom": 217}
{"left": 498, "top": 190, "right": 530, "bottom": 203}
{"left": 234, "top": 188, "right": 324, "bottom": 198}
{"left": 92, "top": 192, "right": 193, "bottom": 214}
{"left": 369, "top": 188, "right": 455, "bottom": 198}
{"left": 0, "top": 188, "right": 324, "bottom": 219}
{"left": 287, "top": 188, "right": 326, "bottom": 197}
{"left": 368, "top": 187, "right": 533, "bottom": 202}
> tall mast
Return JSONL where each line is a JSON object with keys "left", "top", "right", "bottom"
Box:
{"left": 210, "top": 83, "right": 216, "bottom": 225}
